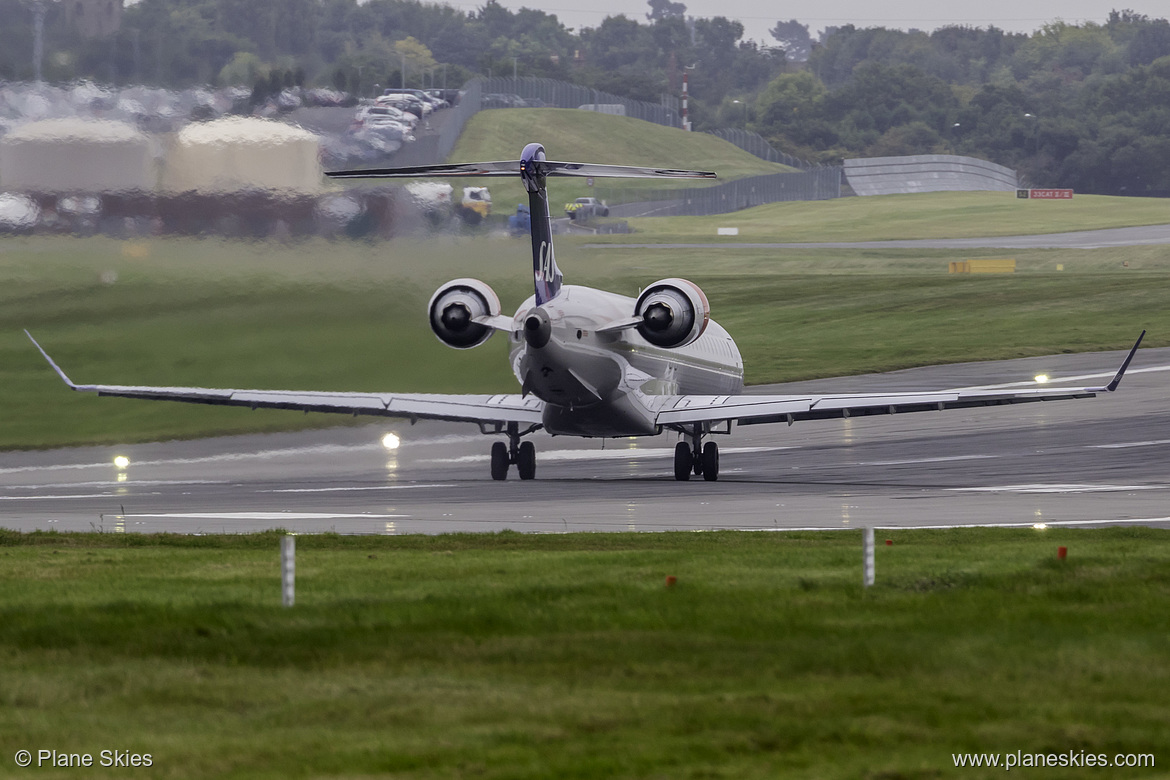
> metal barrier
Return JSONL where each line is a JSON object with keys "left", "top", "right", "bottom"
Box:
{"left": 600, "top": 167, "right": 842, "bottom": 217}
{"left": 844, "top": 155, "right": 1019, "bottom": 196}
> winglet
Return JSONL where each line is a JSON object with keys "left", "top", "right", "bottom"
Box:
{"left": 1095, "top": 330, "right": 1145, "bottom": 393}
{"left": 24, "top": 330, "right": 80, "bottom": 390}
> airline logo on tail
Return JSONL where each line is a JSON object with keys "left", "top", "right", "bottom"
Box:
{"left": 535, "top": 240, "right": 561, "bottom": 304}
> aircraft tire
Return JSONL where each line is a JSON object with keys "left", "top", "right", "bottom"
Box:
{"left": 491, "top": 441, "right": 509, "bottom": 480}
{"left": 674, "top": 442, "right": 692, "bottom": 481}
{"left": 517, "top": 441, "right": 536, "bottom": 480}
{"left": 702, "top": 441, "right": 719, "bottom": 481}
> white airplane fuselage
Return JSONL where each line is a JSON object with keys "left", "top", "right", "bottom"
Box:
{"left": 507, "top": 285, "right": 744, "bottom": 437}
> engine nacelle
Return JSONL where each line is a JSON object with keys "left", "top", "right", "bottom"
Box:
{"left": 427, "top": 278, "right": 502, "bottom": 349}
{"left": 635, "top": 278, "right": 710, "bottom": 348}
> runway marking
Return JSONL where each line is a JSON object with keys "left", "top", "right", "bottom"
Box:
{"left": 258, "top": 484, "right": 453, "bottom": 494}
{"left": 419, "top": 446, "right": 791, "bottom": 465}
{"left": 0, "top": 479, "right": 227, "bottom": 490}
{"left": 0, "top": 436, "right": 482, "bottom": 476}
{"left": 123, "top": 512, "right": 409, "bottom": 521}
{"left": 860, "top": 454, "right": 997, "bottom": 467}
{"left": 0, "top": 493, "right": 119, "bottom": 501}
{"left": 1090, "top": 439, "right": 1170, "bottom": 449}
{"left": 748, "top": 517, "right": 1170, "bottom": 531}
{"left": 955, "top": 363, "right": 1170, "bottom": 392}
{"left": 948, "top": 483, "right": 1168, "bottom": 494}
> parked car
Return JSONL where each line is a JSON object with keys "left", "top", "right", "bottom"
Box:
{"left": 564, "top": 197, "right": 609, "bottom": 220}
{"left": 482, "top": 93, "right": 528, "bottom": 108}
{"left": 355, "top": 104, "right": 417, "bottom": 129}
{"left": 375, "top": 93, "right": 428, "bottom": 118}
{"left": 425, "top": 88, "right": 460, "bottom": 107}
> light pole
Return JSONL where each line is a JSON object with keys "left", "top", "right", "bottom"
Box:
{"left": 732, "top": 99, "right": 746, "bottom": 129}
{"left": 24, "top": 0, "right": 49, "bottom": 83}
{"left": 1024, "top": 113, "right": 1039, "bottom": 155}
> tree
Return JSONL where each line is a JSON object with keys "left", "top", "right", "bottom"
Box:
{"left": 646, "top": 0, "right": 686, "bottom": 23}
{"left": 394, "top": 35, "right": 436, "bottom": 74}
{"left": 867, "top": 121, "right": 946, "bottom": 156}
{"left": 769, "top": 19, "right": 810, "bottom": 62}
{"left": 218, "top": 51, "right": 265, "bottom": 86}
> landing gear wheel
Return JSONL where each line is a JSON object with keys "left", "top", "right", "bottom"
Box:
{"left": 517, "top": 441, "right": 536, "bottom": 480}
{"left": 490, "top": 441, "right": 509, "bottom": 481}
{"left": 701, "top": 441, "right": 720, "bottom": 482}
{"left": 673, "top": 442, "right": 692, "bottom": 481}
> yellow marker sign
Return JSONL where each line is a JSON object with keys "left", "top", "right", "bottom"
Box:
{"left": 949, "top": 259, "right": 1016, "bottom": 274}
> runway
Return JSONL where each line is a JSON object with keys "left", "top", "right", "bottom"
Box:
{"left": 2, "top": 346, "right": 1168, "bottom": 536}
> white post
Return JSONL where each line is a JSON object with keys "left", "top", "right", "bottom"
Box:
{"left": 281, "top": 535, "right": 295, "bottom": 607}
{"left": 863, "top": 527, "right": 875, "bottom": 587}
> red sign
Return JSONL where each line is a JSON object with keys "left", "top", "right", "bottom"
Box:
{"left": 1027, "top": 189, "right": 1074, "bottom": 199}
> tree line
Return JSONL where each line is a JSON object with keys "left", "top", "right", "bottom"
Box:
{"left": 2, "top": 1, "right": 1168, "bottom": 194}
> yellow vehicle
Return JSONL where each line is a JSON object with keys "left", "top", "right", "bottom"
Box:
{"left": 564, "top": 196, "right": 609, "bottom": 220}
{"left": 461, "top": 187, "right": 492, "bottom": 220}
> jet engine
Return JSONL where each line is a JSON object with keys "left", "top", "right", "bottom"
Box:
{"left": 427, "top": 278, "right": 502, "bottom": 349}
{"left": 634, "top": 278, "right": 710, "bottom": 348}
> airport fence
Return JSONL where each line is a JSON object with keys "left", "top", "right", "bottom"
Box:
{"left": 705, "top": 128, "right": 817, "bottom": 170}
{"left": 596, "top": 166, "right": 842, "bottom": 217}
{"left": 434, "top": 79, "right": 483, "bottom": 163}
{"left": 472, "top": 76, "right": 681, "bottom": 128}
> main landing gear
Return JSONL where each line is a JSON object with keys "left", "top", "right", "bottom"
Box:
{"left": 673, "top": 425, "right": 720, "bottom": 482}
{"left": 489, "top": 421, "right": 539, "bottom": 481}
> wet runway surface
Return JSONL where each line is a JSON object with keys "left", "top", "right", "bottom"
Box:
{"left": 3, "top": 347, "right": 1169, "bottom": 535}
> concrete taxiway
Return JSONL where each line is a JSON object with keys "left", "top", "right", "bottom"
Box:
{"left": 2, "top": 346, "right": 1167, "bottom": 536}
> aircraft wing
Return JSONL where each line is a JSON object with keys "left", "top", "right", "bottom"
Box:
{"left": 25, "top": 332, "right": 544, "bottom": 426}
{"left": 654, "top": 332, "right": 1145, "bottom": 428}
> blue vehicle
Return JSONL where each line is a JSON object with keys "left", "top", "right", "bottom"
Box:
{"left": 507, "top": 203, "right": 530, "bottom": 236}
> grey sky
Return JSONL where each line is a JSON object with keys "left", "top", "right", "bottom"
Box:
{"left": 445, "top": 0, "right": 1168, "bottom": 44}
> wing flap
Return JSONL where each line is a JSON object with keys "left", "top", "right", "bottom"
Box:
{"left": 656, "top": 386, "right": 1101, "bottom": 427}
{"left": 94, "top": 384, "right": 544, "bottom": 424}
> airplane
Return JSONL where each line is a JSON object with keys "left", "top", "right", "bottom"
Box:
{"left": 27, "top": 142, "right": 1145, "bottom": 482}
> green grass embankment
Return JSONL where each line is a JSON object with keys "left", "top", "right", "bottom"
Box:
{"left": 445, "top": 108, "right": 793, "bottom": 206}
{"left": 1, "top": 527, "right": 1166, "bottom": 779}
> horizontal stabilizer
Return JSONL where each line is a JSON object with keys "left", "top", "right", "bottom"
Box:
{"left": 327, "top": 160, "right": 716, "bottom": 181}
{"left": 327, "top": 161, "right": 524, "bottom": 179}
{"left": 541, "top": 161, "right": 715, "bottom": 179}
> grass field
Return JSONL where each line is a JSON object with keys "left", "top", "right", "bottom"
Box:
{"left": 3, "top": 211, "right": 1168, "bottom": 448}
{"left": 444, "top": 108, "right": 793, "bottom": 206}
{"left": 1, "top": 527, "right": 1166, "bottom": 779}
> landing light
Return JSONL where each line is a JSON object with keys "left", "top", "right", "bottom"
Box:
{"left": 113, "top": 455, "right": 130, "bottom": 470}
{"left": 1033, "top": 523, "right": 1048, "bottom": 531}
{"left": 1034, "top": 374, "right": 1050, "bottom": 384}
{"left": 381, "top": 433, "right": 401, "bottom": 451}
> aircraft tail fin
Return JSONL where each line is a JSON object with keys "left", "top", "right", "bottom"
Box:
{"left": 327, "top": 146, "right": 714, "bottom": 306}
